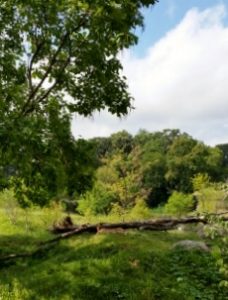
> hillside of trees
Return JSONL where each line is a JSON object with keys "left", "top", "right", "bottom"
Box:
{"left": 2, "top": 128, "right": 228, "bottom": 216}
{"left": 80, "top": 129, "right": 227, "bottom": 215}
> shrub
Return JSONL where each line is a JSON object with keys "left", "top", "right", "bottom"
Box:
{"left": 165, "top": 192, "right": 195, "bottom": 216}
{"left": 129, "top": 198, "right": 152, "bottom": 219}
{"left": 77, "top": 182, "right": 116, "bottom": 216}
{"left": 192, "top": 173, "right": 211, "bottom": 191}
{"left": 196, "top": 187, "right": 226, "bottom": 213}
{"left": 109, "top": 202, "right": 128, "bottom": 221}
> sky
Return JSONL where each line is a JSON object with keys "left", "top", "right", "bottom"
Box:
{"left": 72, "top": 0, "right": 228, "bottom": 146}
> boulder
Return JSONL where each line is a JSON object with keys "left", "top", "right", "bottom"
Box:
{"left": 173, "top": 240, "right": 210, "bottom": 252}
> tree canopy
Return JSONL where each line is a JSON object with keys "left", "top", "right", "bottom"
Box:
{"left": 1, "top": 0, "right": 158, "bottom": 119}
{"left": 0, "top": 0, "right": 158, "bottom": 204}
{"left": 77, "top": 129, "right": 225, "bottom": 214}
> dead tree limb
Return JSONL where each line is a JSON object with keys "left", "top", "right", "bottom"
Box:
{"left": 47, "top": 216, "right": 209, "bottom": 243}
{"left": 1, "top": 213, "right": 227, "bottom": 263}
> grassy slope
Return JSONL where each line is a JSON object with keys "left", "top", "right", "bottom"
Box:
{"left": 0, "top": 209, "right": 226, "bottom": 300}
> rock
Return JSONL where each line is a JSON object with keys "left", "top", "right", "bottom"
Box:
{"left": 173, "top": 240, "right": 210, "bottom": 252}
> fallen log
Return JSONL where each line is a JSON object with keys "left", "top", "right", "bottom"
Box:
{"left": 50, "top": 212, "right": 228, "bottom": 235}
{"left": 46, "top": 216, "right": 209, "bottom": 244}
{"left": 1, "top": 213, "right": 227, "bottom": 263}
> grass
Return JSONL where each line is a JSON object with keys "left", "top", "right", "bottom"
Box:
{"left": 0, "top": 207, "right": 227, "bottom": 300}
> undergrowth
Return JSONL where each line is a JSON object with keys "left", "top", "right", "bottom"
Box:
{"left": 0, "top": 191, "right": 227, "bottom": 300}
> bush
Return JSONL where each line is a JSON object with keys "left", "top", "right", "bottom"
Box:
{"left": 77, "top": 182, "right": 117, "bottom": 215}
{"left": 129, "top": 198, "right": 152, "bottom": 219}
{"left": 165, "top": 192, "right": 195, "bottom": 216}
{"left": 196, "top": 187, "right": 226, "bottom": 213}
{"left": 192, "top": 173, "right": 211, "bottom": 191}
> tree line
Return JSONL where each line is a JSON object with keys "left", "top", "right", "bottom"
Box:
{"left": 77, "top": 129, "right": 228, "bottom": 215}
{"left": 2, "top": 127, "right": 227, "bottom": 211}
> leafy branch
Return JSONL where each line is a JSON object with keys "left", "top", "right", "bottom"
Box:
{"left": 21, "top": 17, "right": 88, "bottom": 116}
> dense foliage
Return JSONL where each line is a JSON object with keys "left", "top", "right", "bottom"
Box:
{"left": 0, "top": 0, "right": 158, "bottom": 204}
{"left": 77, "top": 129, "right": 226, "bottom": 214}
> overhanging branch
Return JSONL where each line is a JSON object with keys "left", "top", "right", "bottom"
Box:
{"left": 21, "top": 17, "right": 87, "bottom": 116}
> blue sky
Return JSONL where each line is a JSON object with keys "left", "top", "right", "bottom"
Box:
{"left": 134, "top": 0, "right": 228, "bottom": 57}
{"left": 72, "top": 1, "right": 228, "bottom": 146}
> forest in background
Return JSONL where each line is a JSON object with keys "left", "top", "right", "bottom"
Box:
{"left": 2, "top": 127, "right": 228, "bottom": 217}
{"left": 77, "top": 129, "right": 228, "bottom": 216}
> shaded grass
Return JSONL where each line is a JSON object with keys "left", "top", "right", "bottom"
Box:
{"left": 0, "top": 209, "right": 227, "bottom": 300}
{"left": 0, "top": 231, "right": 226, "bottom": 300}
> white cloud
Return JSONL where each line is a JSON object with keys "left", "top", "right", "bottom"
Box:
{"left": 72, "top": 4, "right": 228, "bottom": 146}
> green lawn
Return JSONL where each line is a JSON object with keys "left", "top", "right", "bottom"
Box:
{"left": 0, "top": 208, "right": 227, "bottom": 300}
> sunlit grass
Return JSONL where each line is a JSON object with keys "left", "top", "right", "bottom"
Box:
{"left": 0, "top": 227, "right": 225, "bottom": 300}
{"left": 0, "top": 204, "right": 226, "bottom": 299}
